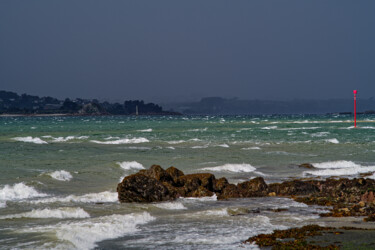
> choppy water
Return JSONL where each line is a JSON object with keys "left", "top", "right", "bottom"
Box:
{"left": 1, "top": 114, "right": 375, "bottom": 249}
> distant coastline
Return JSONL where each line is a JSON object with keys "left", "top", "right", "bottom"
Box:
{"left": 0, "top": 90, "right": 181, "bottom": 116}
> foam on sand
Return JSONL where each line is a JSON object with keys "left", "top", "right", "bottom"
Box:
{"left": 47, "top": 170, "right": 73, "bottom": 181}
{"left": 12, "top": 136, "right": 48, "bottom": 144}
{"left": 30, "top": 191, "right": 118, "bottom": 204}
{"left": 91, "top": 137, "right": 149, "bottom": 144}
{"left": 201, "top": 163, "right": 256, "bottom": 173}
{"left": 0, "top": 183, "right": 47, "bottom": 201}
{"left": 153, "top": 202, "right": 187, "bottom": 210}
{"left": 0, "top": 207, "right": 90, "bottom": 219}
{"left": 303, "top": 160, "right": 375, "bottom": 177}
{"left": 21, "top": 212, "right": 155, "bottom": 250}
{"left": 116, "top": 161, "right": 144, "bottom": 170}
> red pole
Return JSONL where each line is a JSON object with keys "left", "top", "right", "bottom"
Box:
{"left": 353, "top": 90, "right": 357, "bottom": 128}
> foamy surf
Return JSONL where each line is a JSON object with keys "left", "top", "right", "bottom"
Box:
{"left": 90, "top": 137, "right": 149, "bottom": 144}
{"left": 47, "top": 170, "right": 73, "bottom": 181}
{"left": 137, "top": 129, "right": 152, "bottom": 132}
{"left": 21, "top": 212, "right": 155, "bottom": 250}
{"left": 201, "top": 163, "right": 256, "bottom": 173}
{"left": 325, "top": 138, "right": 339, "bottom": 144}
{"left": 0, "top": 207, "right": 90, "bottom": 219}
{"left": 0, "top": 183, "right": 47, "bottom": 201}
{"left": 303, "top": 160, "right": 375, "bottom": 177}
{"left": 116, "top": 161, "right": 144, "bottom": 170}
{"left": 153, "top": 202, "right": 187, "bottom": 210}
{"left": 30, "top": 191, "right": 118, "bottom": 204}
{"left": 12, "top": 137, "right": 48, "bottom": 144}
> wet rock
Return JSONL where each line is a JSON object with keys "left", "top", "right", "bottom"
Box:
{"left": 269, "top": 180, "right": 319, "bottom": 196}
{"left": 178, "top": 173, "right": 216, "bottom": 193}
{"left": 361, "top": 191, "right": 375, "bottom": 204}
{"left": 218, "top": 184, "right": 241, "bottom": 199}
{"left": 237, "top": 177, "right": 268, "bottom": 197}
{"left": 139, "top": 165, "right": 174, "bottom": 184}
{"left": 213, "top": 177, "right": 229, "bottom": 192}
{"left": 117, "top": 173, "right": 175, "bottom": 202}
{"left": 299, "top": 163, "right": 315, "bottom": 169}
{"left": 166, "top": 166, "right": 184, "bottom": 184}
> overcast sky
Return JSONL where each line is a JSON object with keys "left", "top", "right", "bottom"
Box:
{"left": 1, "top": 1, "right": 374, "bottom": 102}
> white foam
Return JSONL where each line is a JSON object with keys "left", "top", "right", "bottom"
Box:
{"left": 22, "top": 212, "right": 154, "bottom": 250}
{"left": 366, "top": 173, "right": 375, "bottom": 180}
{"left": 91, "top": 137, "right": 149, "bottom": 144}
{"left": 153, "top": 202, "right": 187, "bottom": 210}
{"left": 137, "top": 129, "right": 152, "bottom": 132}
{"left": 0, "top": 207, "right": 90, "bottom": 219}
{"left": 0, "top": 183, "right": 47, "bottom": 201}
{"left": 242, "top": 147, "right": 261, "bottom": 150}
{"left": 303, "top": 160, "right": 375, "bottom": 177}
{"left": 13, "top": 136, "right": 48, "bottom": 144}
{"left": 261, "top": 126, "right": 278, "bottom": 130}
{"left": 52, "top": 136, "right": 88, "bottom": 142}
{"left": 181, "top": 194, "right": 217, "bottom": 202}
{"left": 116, "top": 161, "right": 144, "bottom": 170}
{"left": 201, "top": 163, "right": 256, "bottom": 173}
{"left": 217, "top": 144, "right": 229, "bottom": 148}
{"left": 311, "top": 132, "right": 330, "bottom": 137}
{"left": 195, "top": 208, "right": 229, "bottom": 217}
{"left": 188, "top": 128, "right": 208, "bottom": 132}
{"left": 0, "top": 201, "right": 6, "bottom": 208}
{"left": 191, "top": 145, "right": 209, "bottom": 149}
{"left": 47, "top": 170, "right": 73, "bottom": 181}
{"left": 167, "top": 140, "right": 186, "bottom": 144}
{"left": 325, "top": 138, "right": 339, "bottom": 144}
{"left": 30, "top": 191, "right": 118, "bottom": 204}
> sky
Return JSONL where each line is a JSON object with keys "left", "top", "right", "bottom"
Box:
{"left": 0, "top": 1, "right": 374, "bottom": 102}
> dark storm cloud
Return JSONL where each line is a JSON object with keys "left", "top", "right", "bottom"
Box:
{"left": 0, "top": 1, "right": 374, "bottom": 102}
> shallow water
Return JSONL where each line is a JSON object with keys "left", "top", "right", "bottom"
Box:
{"left": 1, "top": 114, "right": 375, "bottom": 249}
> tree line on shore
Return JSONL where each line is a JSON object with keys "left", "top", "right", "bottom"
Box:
{"left": 0, "top": 90, "right": 177, "bottom": 115}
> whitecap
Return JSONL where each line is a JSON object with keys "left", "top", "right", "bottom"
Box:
{"left": 153, "top": 202, "right": 187, "bottom": 210}
{"left": 13, "top": 136, "right": 48, "bottom": 144}
{"left": 201, "top": 163, "right": 256, "bottom": 173}
{"left": 91, "top": 137, "right": 149, "bottom": 144}
{"left": 0, "top": 207, "right": 90, "bottom": 219}
{"left": 261, "top": 126, "right": 278, "bottom": 130}
{"left": 311, "top": 132, "right": 330, "bottom": 137}
{"left": 52, "top": 136, "right": 89, "bottom": 142}
{"left": 30, "top": 191, "right": 118, "bottom": 204}
{"left": 180, "top": 194, "right": 217, "bottom": 202}
{"left": 191, "top": 145, "right": 209, "bottom": 149}
{"left": 194, "top": 208, "right": 229, "bottom": 217}
{"left": 47, "top": 170, "right": 73, "bottom": 181}
{"left": 303, "top": 160, "right": 375, "bottom": 177}
{"left": 116, "top": 161, "right": 144, "bottom": 170}
{"left": 0, "top": 183, "right": 47, "bottom": 201}
{"left": 325, "top": 138, "right": 339, "bottom": 144}
{"left": 166, "top": 146, "right": 175, "bottom": 150}
{"left": 137, "top": 129, "right": 152, "bottom": 132}
{"left": 0, "top": 201, "right": 6, "bottom": 208}
{"left": 242, "top": 147, "right": 261, "bottom": 150}
{"left": 167, "top": 140, "right": 186, "bottom": 144}
{"left": 21, "top": 212, "right": 155, "bottom": 250}
{"left": 188, "top": 128, "right": 208, "bottom": 132}
{"left": 217, "top": 144, "right": 229, "bottom": 148}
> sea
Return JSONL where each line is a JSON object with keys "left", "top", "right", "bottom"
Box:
{"left": 1, "top": 114, "right": 375, "bottom": 249}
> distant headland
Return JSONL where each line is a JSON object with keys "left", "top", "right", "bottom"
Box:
{"left": 0, "top": 90, "right": 180, "bottom": 116}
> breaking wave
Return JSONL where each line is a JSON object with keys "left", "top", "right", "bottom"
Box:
{"left": 201, "top": 163, "right": 256, "bottom": 173}
{"left": 0, "top": 183, "right": 47, "bottom": 201}
{"left": 47, "top": 170, "right": 73, "bottom": 181}
{"left": 116, "top": 161, "right": 144, "bottom": 170}
{"left": 0, "top": 207, "right": 90, "bottom": 219}
{"left": 90, "top": 137, "right": 149, "bottom": 144}
{"left": 13, "top": 137, "right": 47, "bottom": 144}
{"left": 153, "top": 202, "right": 187, "bottom": 210}
{"left": 303, "top": 160, "right": 375, "bottom": 177}
{"left": 30, "top": 191, "right": 118, "bottom": 204}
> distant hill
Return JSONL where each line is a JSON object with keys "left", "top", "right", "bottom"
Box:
{"left": 0, "top": 90, "right": 180, "bottom": 115}
{"left": 162, "top": 97, "right": 375, "bottom": 115}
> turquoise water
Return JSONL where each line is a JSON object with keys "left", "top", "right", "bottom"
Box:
{"left": 0, "top": 114, "right": 375, "bottom": 249}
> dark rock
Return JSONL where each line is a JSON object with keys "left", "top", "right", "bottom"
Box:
{"left": 213, "top": 177, "right": 229, "bottom": 192}
{"left": 117, "top": 173, "right": 175, "bottom": 202}
{"left": 178, "top": 173, "right": 216, "bottom": 193}
{"left": 269, "top": 180, "right": 319, "bottom": 196}
{"left": 218, "top": 184, "right": 241, "bottom": 199}
{"left": 139, "top": 165, "right": 174, "bottom": 184}
{"left": 166, "top": 166, "right": 184, "bottom": 185}
{"left": 237, "top": 177, "right": 268, "bottom": 197}
{"left": 298, "top": 163, "right": 315, "bottom": 169}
